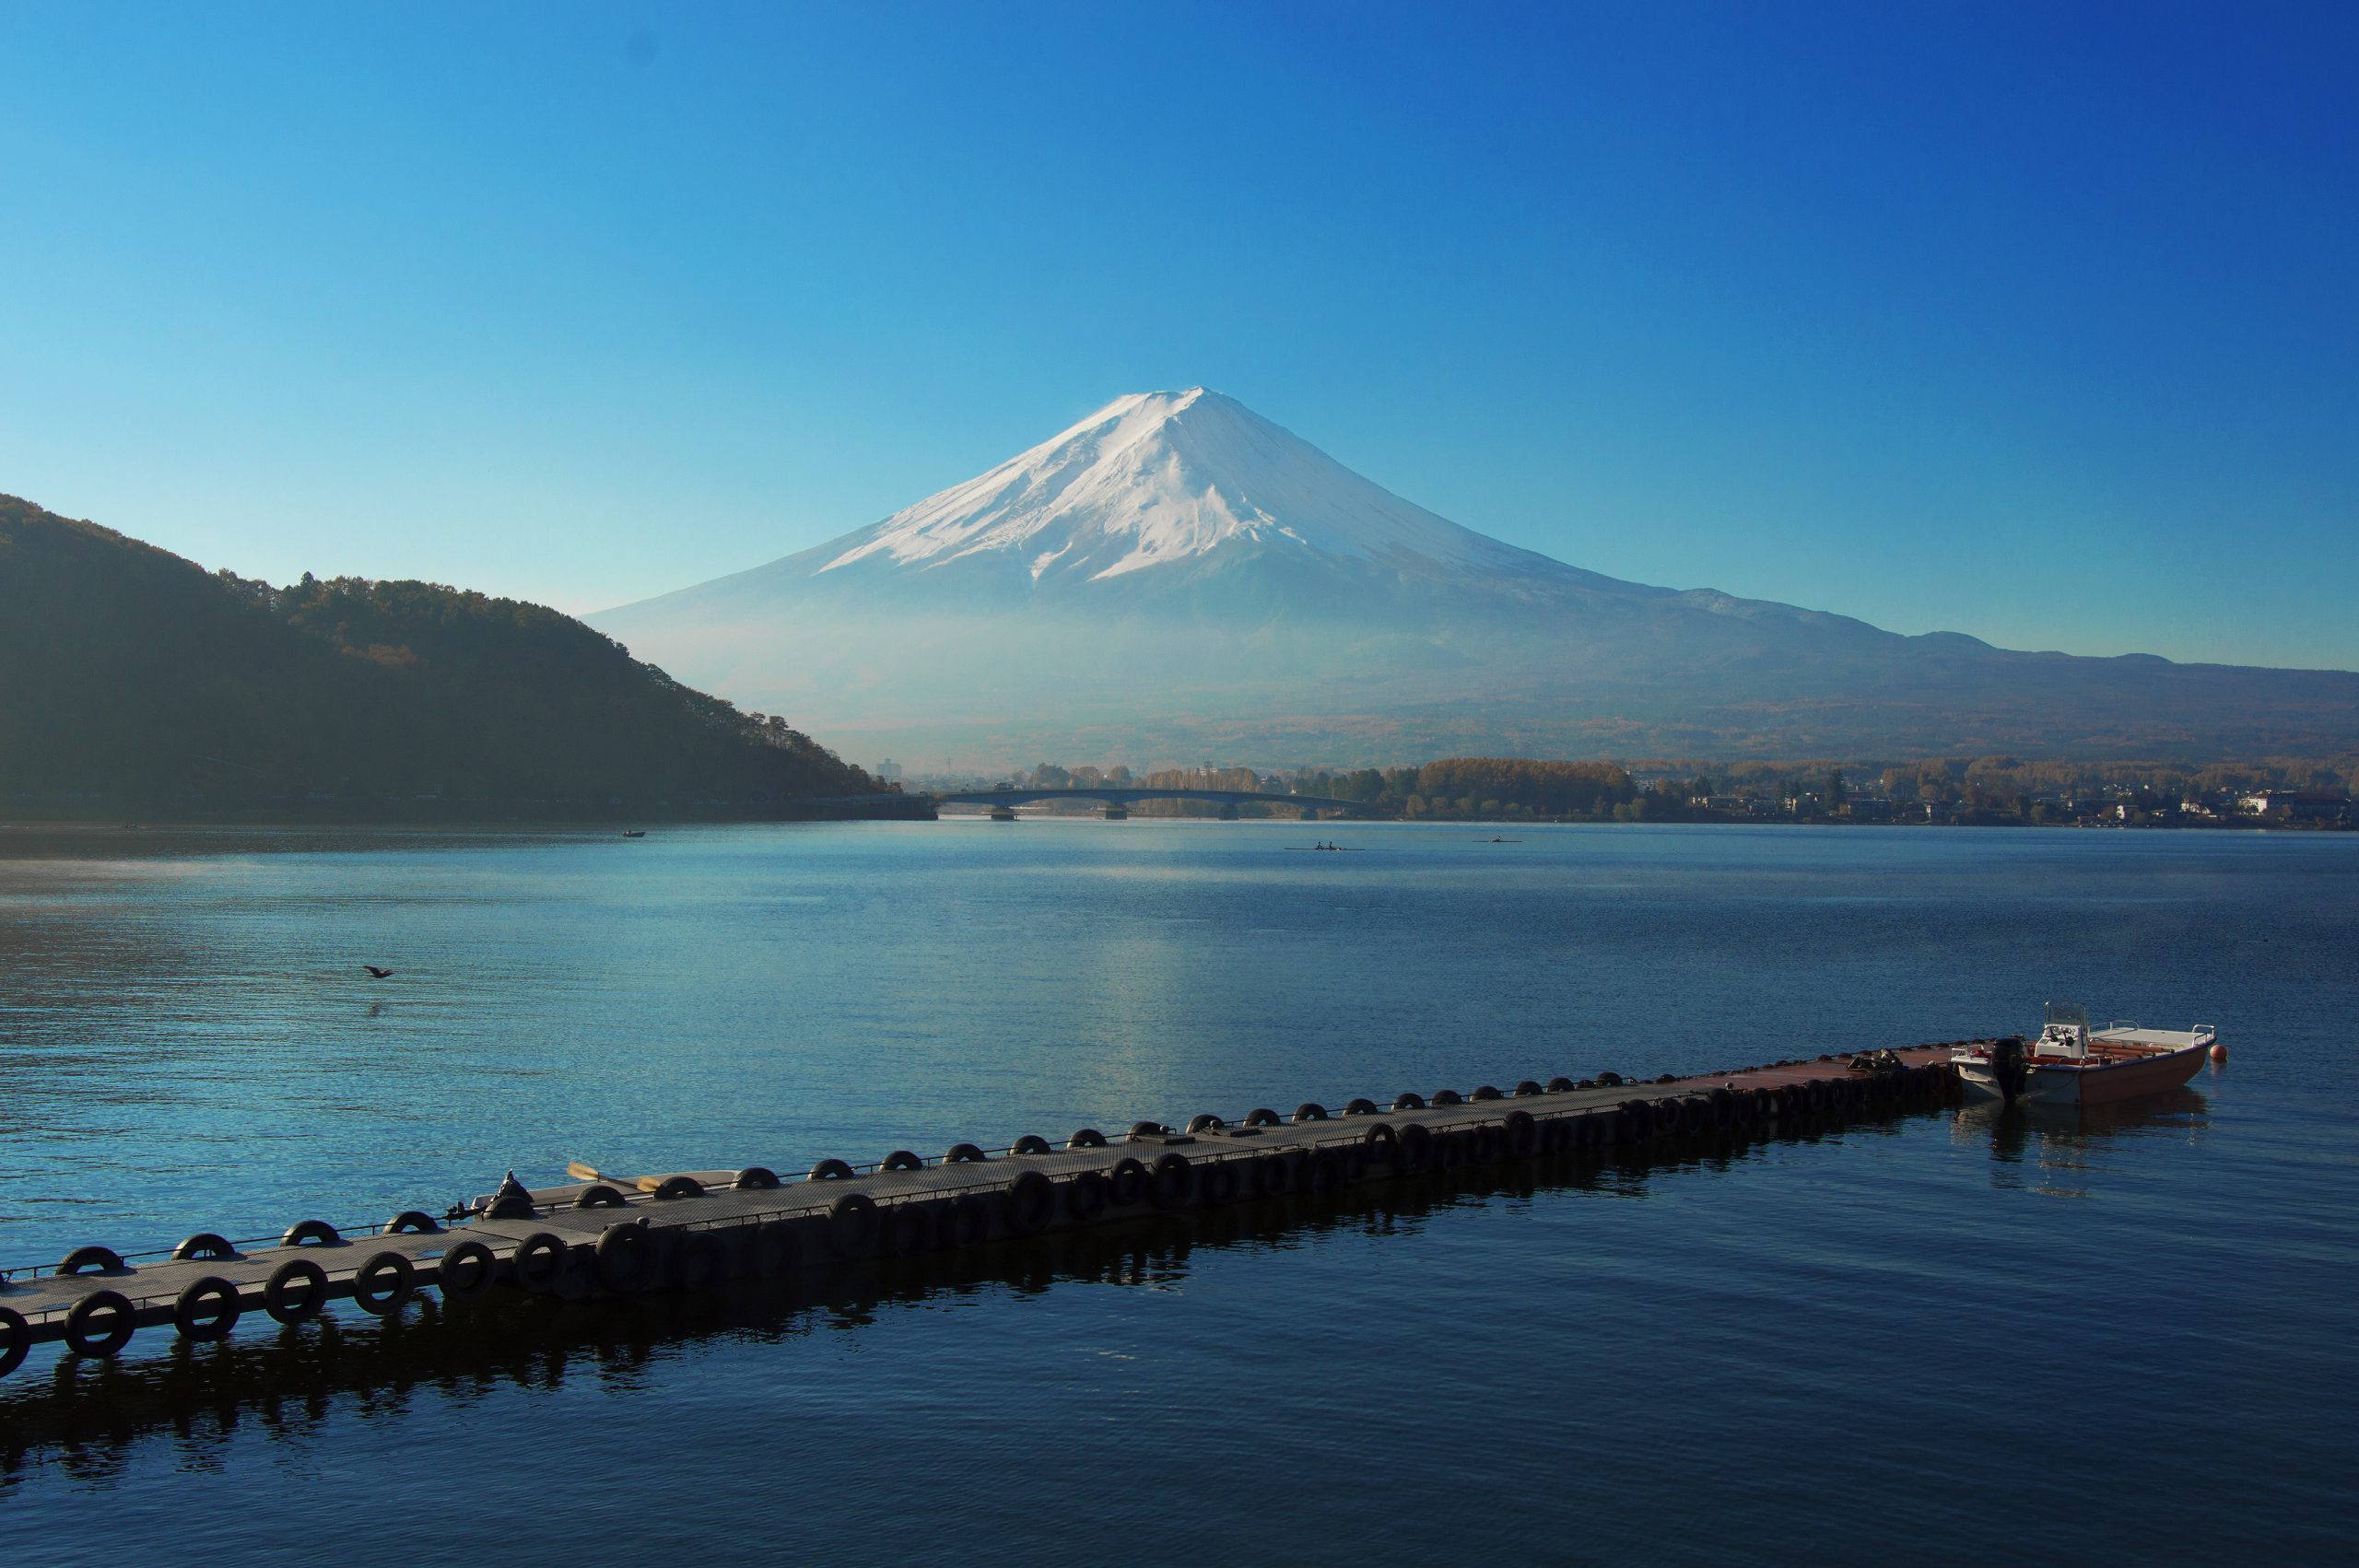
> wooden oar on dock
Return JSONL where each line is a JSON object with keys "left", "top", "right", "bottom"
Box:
{"left": 567, "top": 1160, "right": 673, "bottom": 1194}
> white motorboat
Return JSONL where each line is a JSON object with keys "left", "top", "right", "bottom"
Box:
{"left": 1954, "top": 1003, "right": 2216, "bottom": 1106}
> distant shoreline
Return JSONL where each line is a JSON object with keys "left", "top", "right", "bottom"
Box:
{"left": 0, "top": 792, "right": 936, "bottom": 831}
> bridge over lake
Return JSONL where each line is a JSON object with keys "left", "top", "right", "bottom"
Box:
{"left": 932, "top": 787, "right": 1382, "bottom": 820}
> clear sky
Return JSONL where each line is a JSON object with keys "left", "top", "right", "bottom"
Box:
{"left": 3, "top": 2, "right": 2353, "bottom": 670}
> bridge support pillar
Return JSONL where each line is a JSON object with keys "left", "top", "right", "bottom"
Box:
{"left": 988, "top": 805, "right": 1017, "bottom": 822}
{"left": 1101, "top": 804, "right": 1128, "bottom": 820}
{"left": 1299, "top": 807, "right": 1320, "bottom": 823}
{"left": 1217, "top": 803, "right": 1239, "bottom": 821}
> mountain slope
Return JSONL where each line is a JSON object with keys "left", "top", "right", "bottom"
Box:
{"left": 0, "top": 495, "right": 878, "bottom": 817}
{"left": 593, "top": 391, "right": 2359, "bottom": 766}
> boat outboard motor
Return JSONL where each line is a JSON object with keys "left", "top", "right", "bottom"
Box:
{"left": 1989, "top": 1036, "right": 2029, "bottom": 1104}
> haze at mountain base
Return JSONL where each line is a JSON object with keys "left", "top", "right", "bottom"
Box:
{"left": 593, "top": 391, "right": 2359, "bottom": 767}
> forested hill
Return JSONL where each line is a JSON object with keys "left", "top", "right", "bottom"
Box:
{"left": 0, "top": 496, "right": 884, "bottom": 819}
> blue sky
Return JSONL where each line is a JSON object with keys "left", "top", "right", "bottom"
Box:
{"left": 3, "top": 1, "right": 2353, "bottom": 670}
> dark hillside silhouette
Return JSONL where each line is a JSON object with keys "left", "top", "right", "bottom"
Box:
{"left": 0, "top": 495, "right": 881, "bottom": 819}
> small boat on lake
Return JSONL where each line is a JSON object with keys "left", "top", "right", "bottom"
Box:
{"left": 622, "top": 829, "right": 647, "bottom": 838}
{"left": 1953, "top": 1003, "right": 2215, "bottom": 1106}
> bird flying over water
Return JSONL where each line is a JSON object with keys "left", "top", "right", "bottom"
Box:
{"left": 362, "top": 965, "right": 393, "bottom": 979}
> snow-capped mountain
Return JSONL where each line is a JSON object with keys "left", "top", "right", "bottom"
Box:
{"left": 593, "top": 391, "right": 2359, "bottom": 766}
{"left": 816, "top": 388, "right": 1569, "bottom": 590}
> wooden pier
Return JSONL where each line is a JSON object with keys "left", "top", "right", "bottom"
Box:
{"left": 0, "top": 1047, "right": 1971, "bottom": 1377}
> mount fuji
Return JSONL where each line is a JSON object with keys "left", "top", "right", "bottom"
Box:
{"left": 593, "top": 390, "right": 2359, "bottom": 766}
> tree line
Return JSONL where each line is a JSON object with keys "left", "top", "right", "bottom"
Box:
{"left": 1, "top": 496, "right": 880, "bottom": 818}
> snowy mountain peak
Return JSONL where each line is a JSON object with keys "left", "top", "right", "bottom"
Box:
{"left": 817, "top": 388, "right": 1547, "bottom": 586}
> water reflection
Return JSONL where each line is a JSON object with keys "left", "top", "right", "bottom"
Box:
{"left": 0, "top": 1114, "right": 1887, "bottom": 1481}
{"left": 1959, "top": 1089, "right": 2211, "bottom": 1195}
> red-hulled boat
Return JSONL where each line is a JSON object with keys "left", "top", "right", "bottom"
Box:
{"left": 1954, "top": 1003, "right": 2216, "bottom": 1107}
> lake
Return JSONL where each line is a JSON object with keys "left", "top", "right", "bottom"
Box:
{"left": 2, "top": 821, "right": 2353, "bottom": 1562}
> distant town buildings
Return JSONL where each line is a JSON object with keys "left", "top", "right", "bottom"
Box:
{"left": 2238, "top": 790, "right": 2349, "bottom": 822}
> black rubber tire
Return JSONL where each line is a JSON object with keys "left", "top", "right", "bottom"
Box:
{"left": 64, "top": 1290, "right": 135, "bottom": 1357}
{"left": 1004, "top": 1170, "right": 1057, "bottom": 1234}
{"left": 282, "top": 1219, "right": 341, "bottom": 1248}
{"left": 1066, "top": 1128, "right": 1108, "bottom": 1149}
{"left": 1244, "top": 1109, "right": 1282, "bottom": 1127}
{"left": 576, "top": 1184, "right": 630, "bottom": 1209}
{"left": 1200, "top": 1160, "right": 1239, "bottom": 1205}
{"left": 1362, "top": 1122, "right": 1400, "bottom": 1163}
{"left": 887, "top": 1204, "right": 937, "bottom": 1257}
{"left": 1292, "top": 1102, "right": 1329, "bottom": 1123}
{"left": 1514, "top": 1081, "right": 1543, "bottom": 1097}
{"left": 809, "top": 1158, "right": 858, "bottom": 1181}
{"left": 438, "top": 1239, "right": 498, "bottom": 1301}
{"left": 752, "top": 1221, "right": 801, "bottom": 1280}
{"left": 1150, "top": 1153, "right": 1195, "bottom": 1209}
{"left": 1305, "top": 1149, "right": 1341, "bottom": 1194}
{"left": 671, "top": 1233, "right": 720, "bottom": 1291}
{"left": 945, "top": 1194, "right": 990, "bottom": 1248}
{"left": 1067, "top": 1169, "right": 1109, "bottom": 1220}
{"left": 1254, "top": 1152, "right": 1293, "bottom": 1197}
{"left": 1547, "top": 1076, "right": 1577, "bottom": 1093}
{"left": 1392, "top": 1093, "right": 1426, "bottom": 1111}
{"left": 172, "top": 1233, "right": 235, "bottom": 1262}
{"left": 1598, "top": 1071, "right": 1625, "bottom": 1088}
{"left": 1130, "top": 1121, "right": 1168, "bottom": 1140}
{"left": 1654, "top": 1098, "right": 1686, "bottom": 1137}
{"left": 735, "top": 1166, "right": 781, "bottom": 1189}
{"left": 597, "top": 1223, "right": 652, "bottom": 1292}
{"left": 0, "top": 1305, "right": 29, "bottom": 1379}
{"left": 173, "top": 1276, "right": 241, "bottom": 1341}
{"left": 1435, "top": 1130, "right": 1465, "bottom": 1170}
{"left": 1472, "top": 1085, "right": 1504, "bottom": 1102}
{"left": 882, "top": 1151, "right": 924, "bottom": 1172}
{"left": 829, "top": 1192, "right": 881, "bottom": 1257}
{"left": 1185, "top": 1115, "right": 1225, "bottom": 1133}
{"left": 58, "top": 1245, "right": 123, "bottom": 1275}
{"left": 264, "top": 1258, "right": 330, "bottom": 1323}
{"left": 511, "top": 1233, "right": 569, "bottom": 1293}
{"left": 1012, "top": 1135, "right": 1054, "bottom": 1156}
{"left": 946, "top": 1143, "right": 990, "bottom": 1164}
{"left": 1504, "top": 1109, "right": 1537, "bottom": 1156}
{"left": 1432, "top": 1089, "right": 1463, "bottom": 1106}
{"left": 1108, "top": 1157, "right": 1148, "bottom": 1207}
{"left": 651, "top": 1176, "right": 704, "bottom": 1201}
{"left": 1538, "top": 1117, "right": 1568, "bottom": 1155}
{"left": 1338, "top": 1146, "right": 1369, "bottom": 1186}
{"left": 353, "top": 1251, "right": 417, "bottom": 1316}
{"left": 1344, "top": 1098, "right": 1379, "bottom": 1117}
{"left": 386, "top": 1210, "right": 441, "bottom": 1235}
{"left": 1398, "top": 1122, "right": 1434, "bottom": 1171}
{"left": 1471, "top": 1127, "right": 1504, "bottom": 1164}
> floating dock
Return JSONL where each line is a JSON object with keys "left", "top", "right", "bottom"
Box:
{"left": 0, "top": 1047, "right": 1971, "bottom": 1377}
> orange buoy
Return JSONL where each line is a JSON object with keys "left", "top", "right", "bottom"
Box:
{"left": 2210, "top": 1043, "right": 2229, "bottom": 1063}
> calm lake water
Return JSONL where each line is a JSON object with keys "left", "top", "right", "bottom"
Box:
{"left": 1, "top": 821, "right": 2353, "bottom": 1562}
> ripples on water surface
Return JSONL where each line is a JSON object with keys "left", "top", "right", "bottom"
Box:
{"left": 1, "top": 822, "right": 2353, "bottom": 1562}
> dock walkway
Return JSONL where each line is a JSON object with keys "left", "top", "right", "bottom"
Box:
{"left": 0, "top": 1046, "right": 1975, "bottom": 1376}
